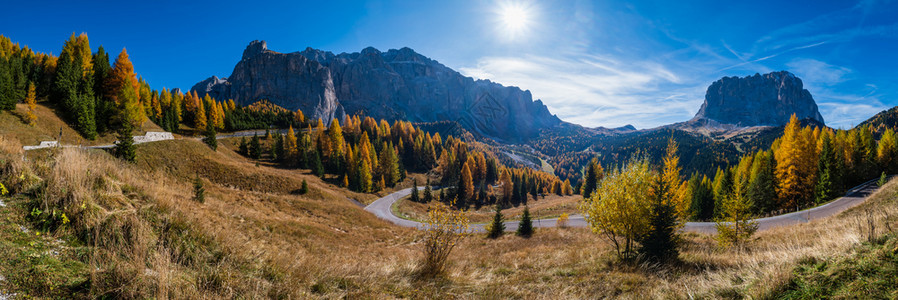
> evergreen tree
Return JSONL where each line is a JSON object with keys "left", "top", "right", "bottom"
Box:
{"left": 310, "top": 150, "right": 325, "bottom": 178}
{"left": 92, "top": 46, "right": 113, "bottom": 133}
{"left": 299, "top": 179, "right": 309, "bottom": 195}
{"left": 516, "top": 206, "right": 534, "bottom": 237}
{"left": 193, "top": 174, "right": 205, "bottom": 203}
{"left": 639, "top": 178, "right": 680, "bottom": 262}
{"left": 202, "top": 122, "right": 217, "bottom": 150}
{"left": 249, "top": 134, "right": 262, "bottom": 159}
{"left": 114, "top": 121, "right": 136, "bottom": 162}
{"left": 487, "top": 205, "right": 505, "bottom": 239}
{"left": 747, "top": 151, "right": 776, "bottom": 213}
{"left": 238, "top": 137, "right": 248, "bottom": 156}
{"left": 423, "top": 179, "right": 434, "bottom": 202}
{"left": 815, "top": 134, "right": 837, "bottom": 204}
{"left": 712, "top": 167, "right": 732, "bottom": 218}
{"left": 580, "top": 157, "right": 604, "bottom": 197}
{"left": 410, "top": 179, "right": 420, "bottom": 202}
{"left": 0, "top": 57, "right": 14, "bottom": 110}
{"left": 688, "top": 174, "right": 715, "bottom": 221}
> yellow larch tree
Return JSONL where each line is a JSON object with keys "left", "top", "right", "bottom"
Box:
{"left": 24, "top": 82, "right": 37, "bottom": 125}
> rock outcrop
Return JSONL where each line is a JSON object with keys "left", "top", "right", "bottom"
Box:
{"left": 192, "top": 41, "right": 562, "bottom": 142}
{"left": 692, "top": 71, "right": 824, "bottom": 127}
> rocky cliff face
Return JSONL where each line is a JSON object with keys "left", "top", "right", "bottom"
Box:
{"left": 192, "top": 40, "right": 344, "bottom": 125}
{"left": 192, "top": 41, "right": 562, "bottom": 142}
{"left": 692, "top": 71, "right": 824, "bottom": 127}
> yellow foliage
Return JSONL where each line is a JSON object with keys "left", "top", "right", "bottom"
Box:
{"left": 24, "top": 82, "right": 37, "bottom": 126}
{"left": 419, "top": 199, "right": 469, "bottom": 277}
{"left": 580, "top": 157, "right": 655, "bottom": 260}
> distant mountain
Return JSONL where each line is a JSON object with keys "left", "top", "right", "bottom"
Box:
{"left": 687, "top": 71, "right": 824, "bottom": 128}
{"left": 192, "top": 40, "right": 562, "bottom": 142}
{"left": 857, "top": 106, "right": 898, "bottom": 136}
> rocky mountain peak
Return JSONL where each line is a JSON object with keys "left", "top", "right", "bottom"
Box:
{"left": 242, "top": 40, "right": 268, "bottom": 59}
{"left": 192, "top": 40, "right": 562, "bottom": 142}
{"left": 693, "top": 71, "right": 824, "bottom": 127}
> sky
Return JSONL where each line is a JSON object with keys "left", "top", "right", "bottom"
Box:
{"left": 1, "top": 0, "right": 896, "bottom": 129}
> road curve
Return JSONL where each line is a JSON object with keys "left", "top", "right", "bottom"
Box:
{"left": 365, "top": 178, "right": 886, "bottom": 234}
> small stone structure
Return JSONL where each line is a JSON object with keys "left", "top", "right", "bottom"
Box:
{"left": 22, "top": 141, "right": 58, "bottom": 150}
{"left": 132, "top": 132, "right": 174, "bottom": 144}
{"left": 23, "top": 131, "right": 174, "bottom": 150}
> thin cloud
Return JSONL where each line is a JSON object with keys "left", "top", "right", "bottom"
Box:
{"left": 459, "top": 54, "right": 704, "bottom": 128}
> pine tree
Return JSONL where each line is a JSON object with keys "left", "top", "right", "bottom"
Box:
{"left": 114, "top": 121, "right": 136, "bottom": 162}
{"left": 815, "top": 133, "right": 837, "bottom": 204}
{"left": 580, "top": 157, "right": 604, "bottom": 197}
{"left": 775, "top": 114, "right": 814, "bottom": 210}
{"left": 688, "top": 174, "right": 714, "bottom": 221}
{"left": 202, "top": 122, "right": 217, "bottom": 150}
{"left": 238, "top": 137, "right": 248, "bottom": 156}
{"left": 24, "top": 81, "right": 36, "bottom": 125}
{"left": 0, "top": 57, "right": 14, "bottom": 110}
{"left": 249, "top": 134, "right": 262, "bottom": 159}
{"left": 487, "top": 205, "right": 505, "bottom": 239}
{"left": 639, "top": 178, "right": 680, "bottom": 262}
{"left": 310, "top": 150, "right": 324, "bottom": 178}
{"left": 299, "top": 179, "right": 309, "bottom": 195}
{"left": 193, "top": 174, "right": 205, "bottom": 203}
{"left": 640, "top": 138, "right": 686, "bottom": 262}
{"left": 747, "top": 151, "right": 776, "bottom": 213}
{"left": 516, "top": 206, "right": 534, "bottom": 237}
{"left": 423, "top": 179, "right": 434, "bottom": 202}
{"left": 410, "top": 179, "right": 420, "bottom": 202}
{"left": 93, "top": 46, "right": 113, "bottom": 133}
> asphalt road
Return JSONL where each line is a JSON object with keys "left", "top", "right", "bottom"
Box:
{"left": 365, "top": 178, "right": 885, "bottom": 234}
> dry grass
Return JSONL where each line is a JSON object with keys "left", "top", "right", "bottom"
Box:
{"left": 397, "top": 194, "right": 582, "bottom": 223}
{"left": 0, "top": 102, "right": 162, "bottom": 147}
{"left": 3, "top": 111, "right": 898, "bottom": 298}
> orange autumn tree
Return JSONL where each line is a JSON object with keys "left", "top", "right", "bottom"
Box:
{"left": 109, "top": 48, "right": 145, "bottom": 126}
{"left": 774, "top": 114, "right": 815, "bottom": 209}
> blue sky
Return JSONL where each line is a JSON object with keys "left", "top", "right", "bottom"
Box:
{"left": 1, "top": 0, "right": 896, "bottom": 129}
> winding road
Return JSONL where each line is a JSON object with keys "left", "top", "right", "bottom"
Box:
{"left": 365, "top": 178, "right": 886, "bottom": 234}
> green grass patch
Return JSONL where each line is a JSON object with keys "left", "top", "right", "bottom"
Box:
{"left": 779, "top": 232, "right": 898, "bottom": 299}
{"left": 0, "top": 196, "right": 90, "bottom": 298}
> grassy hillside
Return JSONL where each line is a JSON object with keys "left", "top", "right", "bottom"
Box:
{"left": 2, "top": 108, "right": 898, "bottom": 298}
{"left": 0, "top": 102, "right": 163, "bottom": 147}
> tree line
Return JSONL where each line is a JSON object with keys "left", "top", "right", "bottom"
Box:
{"left": 0, "top": 34, "right": 307, "bottom": 140}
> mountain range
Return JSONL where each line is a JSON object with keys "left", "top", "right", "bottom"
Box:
{"left": 191, "top": 41, "right": 849, "bottom": 180}
{"left": 192, "top": 41, "right": 561, "bottom": 142}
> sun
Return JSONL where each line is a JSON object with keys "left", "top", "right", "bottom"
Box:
{"left": 496, "top": 2, "right": 534, "bottom": 40}
{"left": 501, "top": 5, "right": 528, "bottom": 32}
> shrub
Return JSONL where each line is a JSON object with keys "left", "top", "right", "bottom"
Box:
{"left": 418, "top": 199, "right": 468, "bottom": 278}
{"left": 557, "top": 213, "right": 569, "bottom": 228}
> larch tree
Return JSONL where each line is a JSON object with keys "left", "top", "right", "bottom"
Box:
{"left": 24, "top": 81, "right": 36, "bottom": 125}
{"left": 459, "top": 163, "right": 474, "bottom": 203}
{"left": 110, "top": 48, "right": 144, "bottom": 127}
{"left": 775, "top": 114, "right": 814, "bottom": 210}
{"left": 580, "top": 157, "right": 655, "bottom": 261}
{"left": 877, "top": 128, "right": 898, "bottom": 174}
